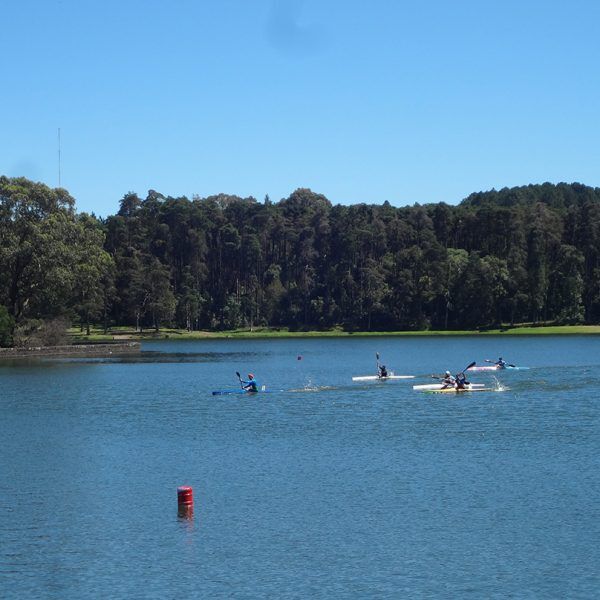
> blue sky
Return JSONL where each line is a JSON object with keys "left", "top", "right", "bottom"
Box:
{"left": 2, "top": 0, "right": 600, "bottom": 216}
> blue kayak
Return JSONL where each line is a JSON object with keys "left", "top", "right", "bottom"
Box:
{"left": 211, "top": 389, "right": 271, "bottom": 396}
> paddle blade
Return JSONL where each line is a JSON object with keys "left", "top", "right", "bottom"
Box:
{"left": 464, "top": 361, "right": 476, "bottom": 372}
{"left": 235, "top": 371, "right": 241, "bottom": 379}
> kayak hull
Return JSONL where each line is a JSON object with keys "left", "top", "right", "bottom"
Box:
{"left": 467, "top": 365, "right": 529, "bottom": 371}
{"left": 425, "top": 387, "right": 497, "bottom": 394}
{"left": 211, "top": 389, "right": 268, "bottom": 396}
{"left": 352, "top": 375, "right": 415, "bottom": 381}
{"left": 413, "top": 383, "right": 486, "bottom": 391}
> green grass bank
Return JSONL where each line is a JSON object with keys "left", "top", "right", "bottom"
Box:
{"left": 69, "top": 324, "right": 600, "bottom": 342}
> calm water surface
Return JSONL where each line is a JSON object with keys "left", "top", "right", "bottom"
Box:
{"left": 1, "top": 336, "right": 600, "bottom": 598}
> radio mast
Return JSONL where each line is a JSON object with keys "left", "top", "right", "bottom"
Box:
{"left": 58, "top": 128, "right": 61, "bottom": 187}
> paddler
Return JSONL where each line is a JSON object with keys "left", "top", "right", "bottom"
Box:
{"left": 441, "top": 371, "right": 455, "bottom": 389}
{"left": 454, "top": 371, "right": 468, "bottom": 389}
{"left": 495, "top": 357, "right": 507, "bottom": 368}
{"left": 241, "top": 373, "right": 259, "bottom": 392}
{"left": 378, "top": 364, "right": 388, "bottom": 378}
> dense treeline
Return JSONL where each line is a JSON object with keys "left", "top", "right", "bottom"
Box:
{"left": 1, "top": 175, "right": 600, "bottom": 343}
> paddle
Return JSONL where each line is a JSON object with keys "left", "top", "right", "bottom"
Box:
{"left": 461, "top": 361, "right": 476, "bottom": 382}
{"left": 432, "top": 362, "right": 475, "bottom": 379}
{"left": 463, "top": 361, "right": 476, "bottom": 373}
{"left": 428, "top": 361, "right": 475, "bottom": 389}
{"left": 235, "top": 371, "right": 244, "bottom": 389}
{"left": 376, "top": 352, "right": 390, "bottom": 378}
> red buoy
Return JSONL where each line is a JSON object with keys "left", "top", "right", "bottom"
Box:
{"left": 177, "top": 486, "right": 193, "bottom": 507}
{"left": 177, "top": 485, "right": 194, "bottom": 519}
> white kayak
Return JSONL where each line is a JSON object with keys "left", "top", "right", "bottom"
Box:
{"left": 467, "top": 365, "right": 529, "bottom": 372}
{"left": 412, "top": 383, "right": 486, "bottom": 391}
{"left": 352, "top": 374, "right": 415, "bottom": 381}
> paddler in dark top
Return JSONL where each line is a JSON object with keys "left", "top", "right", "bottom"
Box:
{"left": 454, "top": 371, "right": 468, "bottom": 389}
{"left": 378, "top": 364, "right": 388, "bottom": 378}
{"left": 441, "top": 371, "right": 455, "bottom": 389}
{"left": 495, "top": 357, "right": 507, "bottom": 368}
{"left": 241, "top": 373, "right": 259, "bottom": 392}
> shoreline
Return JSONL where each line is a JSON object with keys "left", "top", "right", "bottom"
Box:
{"left": 66, "top": 325, "right": 600, "bottom": 342}
{"left": 0, "top": 341, "right": 141, "bottom": 359}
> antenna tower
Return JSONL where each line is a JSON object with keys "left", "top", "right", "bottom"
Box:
{"left": 58, "top": 128, "right": 61, "bottom": 187}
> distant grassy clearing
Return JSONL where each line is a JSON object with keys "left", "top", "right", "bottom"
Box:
{"left": 68, "top": 324, "right": 600, "bottom": 341}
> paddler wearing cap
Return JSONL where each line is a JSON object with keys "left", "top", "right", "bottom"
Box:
{"left": 241, "top": 373, "right": 259, "bottom": 392}
{"left": 441, "top": 371, "right": 456, "bottom": 389}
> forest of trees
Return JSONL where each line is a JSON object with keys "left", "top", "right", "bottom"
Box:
{"left": 2, "top": 175, "right": 600, "bottom": 345}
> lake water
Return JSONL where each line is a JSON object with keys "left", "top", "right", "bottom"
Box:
{"left": 1, "top": 336, "right": 599, "bottom": 598}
